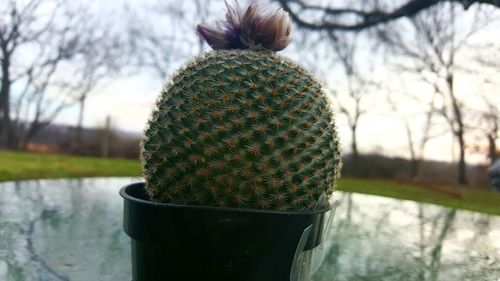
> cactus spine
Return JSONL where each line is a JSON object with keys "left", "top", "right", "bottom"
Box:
{"left": 141, "top": 2, "right": 341, "bottom": 211}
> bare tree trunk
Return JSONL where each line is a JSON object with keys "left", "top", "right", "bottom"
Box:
{"left": 351, "top": 125, "right": 359, "bottom": 177}
{"left": 74, "top": 98, "right": 86, "bottom": 152}
{"left": 457, "top": 132, "right": 467, "bottom": 184}
{"left": 488, "top": 134, "right": 497, "bottom": 164}
{"left": 101, "top": 116, "right": 111, "bottom": 158}
{"left": 486, "top": 113, "right": 498, "bottom": 165}
{"left": 17, "top": 119, "right": 47, "bottom": 150}
{"left": 416, "top": 100, "right": 436, "bottom": 179}
{"left": 447, "top": 73, "right": 468, "bottom": 184}
{"left": 0, "top": 48, "right": 11, "bottom": 149}
{"left": 404, "top": 121, "right": 419, "bottom": 179}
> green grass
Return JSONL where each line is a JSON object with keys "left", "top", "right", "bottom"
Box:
{"left": 0, "top": 150, "right": 141, "bottom": 182}
{"left": 338, "top": 178, "right": 500, "bottom": 216}
{"left": 1, "top": 150, "right": 499, "bottom": 216}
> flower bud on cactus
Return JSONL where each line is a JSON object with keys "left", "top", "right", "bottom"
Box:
{"left": 141, "top": 1, "right": 341, "bottom": 211}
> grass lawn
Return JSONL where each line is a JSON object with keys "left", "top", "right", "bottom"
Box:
{"left": 1, "top": 150, "right": 499, "bottom": 216}
{"left": 0, "top": 150, "right": 141, "bottom": 182}
{"left": 339, "top": 178, "right": 500, "bottom": 216}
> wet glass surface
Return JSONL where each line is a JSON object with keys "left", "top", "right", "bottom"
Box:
{"left": 0, "top": 178, "right": 498, "bottom": 281}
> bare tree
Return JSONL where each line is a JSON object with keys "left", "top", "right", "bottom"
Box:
{"left": 327, "top": 32, "right": 375, "bottom": 177}
{"left": 287, "top": 29, "right": 376, "bottom": 177}
{"left": 193, "top": 0, "right": 216, "bottom": 53}
{"left": 378, "top": 2, "right": 493, "bottom": 184}
{"left": 126, "top": 1, "right": 217, "bottom": 81}
{"left": 276, "top": 0, "right": 500, "bottom": 32}
{"left": 387, "top": 93, "right": 438, "bottom": 179}
{"left": 126, "top": 3, "right": 186, "bottom": 81}
{"left": 478, "top": 93, "right": 499, "bottom": 164}
{"left": 98, "top": 115, "right": 113, "bottom": 158}
{"left": 71, "top": 29, "right": 123, "bottom": 152}
{"left": 0, "top": 0, "right": 120, "bottom": 149}
{"left": 474, "top": 45, "right": 500, "bottom": 164}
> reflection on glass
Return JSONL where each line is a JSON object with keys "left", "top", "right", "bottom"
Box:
{"left": 0, "top": 178, "right": 498, "bottom": 281}
{"left": 313, "top": 193, "right": 500, "bottom": 281}
{"left": 0, "top": 178, "right": 134, "bottom": 281}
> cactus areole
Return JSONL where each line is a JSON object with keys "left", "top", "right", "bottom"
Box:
{"left": 140, "top": 1, "right": 341, "bottom": 212}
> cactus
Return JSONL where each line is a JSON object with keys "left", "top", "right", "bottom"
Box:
{"left": 141, "top": 1, "right": 341, "bottom": 211}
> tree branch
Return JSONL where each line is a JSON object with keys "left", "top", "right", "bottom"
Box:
{"left": 276, "top": 0, "right": 500, "bottom": 31}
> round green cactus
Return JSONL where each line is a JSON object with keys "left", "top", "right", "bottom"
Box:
{"left": 141, "top": 2, "right": 341, "bottom": 211}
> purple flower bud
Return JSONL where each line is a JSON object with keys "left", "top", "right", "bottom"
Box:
{"left": 196, "top": 0, "right": 292, "bottom": 52}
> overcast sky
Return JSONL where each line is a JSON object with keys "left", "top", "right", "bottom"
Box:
{"left": 47, "top": 0, "right": 499, "bottom": 164}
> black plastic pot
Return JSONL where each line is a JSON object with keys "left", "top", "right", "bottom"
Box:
{"left": 120, "top": 182, "right": 332, "bottom": 281}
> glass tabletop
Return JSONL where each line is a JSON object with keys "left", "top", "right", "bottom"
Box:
{"left": 0, "top": 178, "right": 498, "bottom": 281}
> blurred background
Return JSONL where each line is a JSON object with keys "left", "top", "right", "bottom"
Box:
{"left": 0, "top": 0, "right": 499, "bottom": 189}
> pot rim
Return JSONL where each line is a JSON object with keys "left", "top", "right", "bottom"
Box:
{"left": 120, "top": 182, "right": 331, "bottom": 216}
